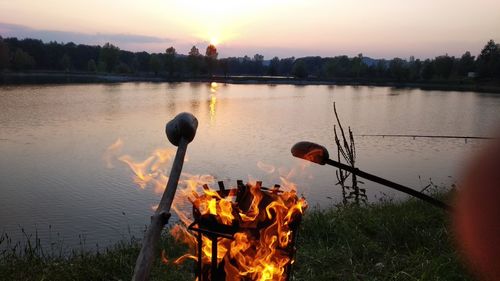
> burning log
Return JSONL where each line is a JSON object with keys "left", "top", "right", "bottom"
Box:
{"left": 132, "top": 112, "right": 198, "bottom": 281}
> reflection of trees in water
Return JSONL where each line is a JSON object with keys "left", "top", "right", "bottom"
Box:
{"left": 164, "top": 86, "right": 177, "bottom": 115}
{"left": 165, "top": 99, "right": 176, "bottom": 115}
{"left": 166, "top": 82, "right": 180, "bottom": 90}
{"left": 103, "top": 94, "right": 121, "bottom": 117}
{"left": 189, "top": 82, "right": 202, "bottom": 90}
{"left": 190, "top": 100, "right": 200, "bottom": 115}
{"left": 103, "top": 84, "right": 122, "bottom": 117}
{"left": 186, "top": 83, "right": 203, "bottom": 115}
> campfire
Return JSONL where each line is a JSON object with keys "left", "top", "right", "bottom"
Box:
{"left": 176, "top": 180, "right": 306, "bottom": 281}
{"left": 105, "top": 113, "right": 308, "bottom": 281}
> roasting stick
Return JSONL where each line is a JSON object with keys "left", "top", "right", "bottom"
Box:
{"left": 291, "top": 141, "right": 451, "bottom": 211}
{"left": 133, "top": 113, "right": 198, "bottom": 281}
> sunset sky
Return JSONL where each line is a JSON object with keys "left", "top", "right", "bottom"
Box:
{"left": 0, "top": 0, "right": 499, "bottom": 59}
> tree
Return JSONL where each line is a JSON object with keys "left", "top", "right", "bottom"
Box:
{"left": 219, "top": 58, "right": 229, "bottom": 77}
{"left": 477, "top": 39, "right": 500, "bottom": 79}
{"left": 293, "top": 56, "right": 322, "bottom": 77}
{"left": 189, "top": 46, "right": 200, "bottom": 57}
{"left": 321, "top": 56, "right": 351, "bottom": 78}
{"left": 408, "top": 57, "right": 422, "bottom": 81}
{"left": 389, "top": 58, "right": 409, "bottom": 81}
{"left": 279, "top": 57, "right": 295, "bottom": 76}
{"left": 457, "top": 51, "right": 475, "bottom": 76}
{"left": 12, "top": 48, "right": 35, "bottom": 71}
{"left": 421, "top": 59, "right": 434, "bottom": 80}
{"left": 97, "top": 61, "right": 107, "bottom": 72}
{"left": 134, "top": 51, "right": 151, "bottom": 72}
{"left": 240, "top": 55, "right": 252, "bottom": 74}
{"left": 87, "top": 59, "right": 97, "bottom": 72}
{"left": 99, "top": 43, "right": 120, "bottom": 72}
{"left": 375, "top": 60, "right": 387, "bottom": 78}
{"left": 351, "top": 53, "right": 365, "bottom": 78}
{"left": 322, "top": 59, "right": 337, "bottom": 79}
{"left": 268, "top": 56, "right": 280, "bottom": 76}
{"left": 292, "top": 60, "right": 308, "bottom": 78}
{"left": 0, "top": 37, "right": 9, "bottom": 71}
{"left": 74, "top": 44, "right": 99, "bottom": 71}
{"left": 253, "top": 53, "right": 264, "bottom": 74}
{"left": 433, "top": 55, "right": 454, "bottom": 79}
{"left": 188, "top": 46, "right": 201, "bottom": 75}
{"left": 165, "top": 46, "right": 176, "bottom": 77}
{"left": 11, "top": 38, "right": 44, "bottom": 70}
{"left": 205, "top": 44, "right": 218, "bottom": 60}
{"left": 205, "top": 44, "right": 218, "bottom": 76}
{"left": 149, "top": 54, "right": 162, "bottom": 75}
{"left": 116, "top": 62, "right": 131, "bottom": 74}
{"left": 60, "top": 53, "right": 72, "bottom": 72}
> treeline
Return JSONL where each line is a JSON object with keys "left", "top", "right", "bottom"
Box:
{"left": 289, "top": 40, "right": 499, "bottom": 82}
{"left": 0, "top": 36, "right": 220, "bottom": 77}
{"left": 0, "top": 36, "right": 499, "bottom": 82}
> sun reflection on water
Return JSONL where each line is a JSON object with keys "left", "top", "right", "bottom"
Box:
{"left": 209, "top": 82, "right": 218, "bottom": 124}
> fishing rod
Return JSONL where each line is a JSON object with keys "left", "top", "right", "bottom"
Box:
{"left": 357, "top": 134, "right": 493, "bottom": 140}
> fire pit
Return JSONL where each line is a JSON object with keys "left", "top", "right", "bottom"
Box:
{"left": 125, "top": 113, "right": 308, "bottom": 281}
{"left": 184, "top": 180, "right": 307, "bottom": 281}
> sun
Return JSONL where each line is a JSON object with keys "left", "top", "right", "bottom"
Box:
{"left": 210, "top": 37, "right": 219, "bottom": 46}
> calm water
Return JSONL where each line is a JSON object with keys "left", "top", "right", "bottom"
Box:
{"left": 1, "top": 82, "right": 499, "bottom": 250}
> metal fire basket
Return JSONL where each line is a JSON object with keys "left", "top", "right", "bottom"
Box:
{"left": 188, "top": 180, "right": 302, "bottom": 281}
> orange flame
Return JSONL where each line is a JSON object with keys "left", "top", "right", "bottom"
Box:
{"left": 109, "top": 146, "right": 176, "bottom": 192}
{"left": 118, "top": 155, "right": 156, "bottom": 189}
{"left": 103, "top": 138, "right": 124, "bottom": 168}
{"left": 257, "top": 161, "right": 276, "bottom": 174}
{"left": 177, "top": 181, "right": 306, "bottom": 280}
{"left": 105, "top": 140, "right": 308, "bottom": 280}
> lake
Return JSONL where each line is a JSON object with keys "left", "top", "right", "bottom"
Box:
{"left": 1, "top": 82, "right": 499, "bottom": 251}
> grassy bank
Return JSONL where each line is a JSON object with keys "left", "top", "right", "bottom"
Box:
{"left": 0, "top": 196, "right": 472, "bottom": 280}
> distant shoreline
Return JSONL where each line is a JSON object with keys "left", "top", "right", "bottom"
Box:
{"left": 1, "top": 71, "right": 500, "bottom": 94}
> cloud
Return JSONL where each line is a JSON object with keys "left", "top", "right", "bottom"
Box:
{"left": 0, "top": 22, "right": 171, "bottom": 46}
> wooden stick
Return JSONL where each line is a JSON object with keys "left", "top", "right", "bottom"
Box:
{"left": 132, "top": 138, "right": 189, "bottom": 281}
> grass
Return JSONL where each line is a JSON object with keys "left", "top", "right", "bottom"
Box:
{"left": 0, "top": 195, "right": 473, "bottom": 281}
{"left": 0, "top": 230, "right": 193, "bottom": 281}
{"left": 294, "top": 195, "right": 471, "bottom": 280}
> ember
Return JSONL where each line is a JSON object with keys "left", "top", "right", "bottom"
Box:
{"left": 175, "top": 180, "right": 307, "bottom": 281}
